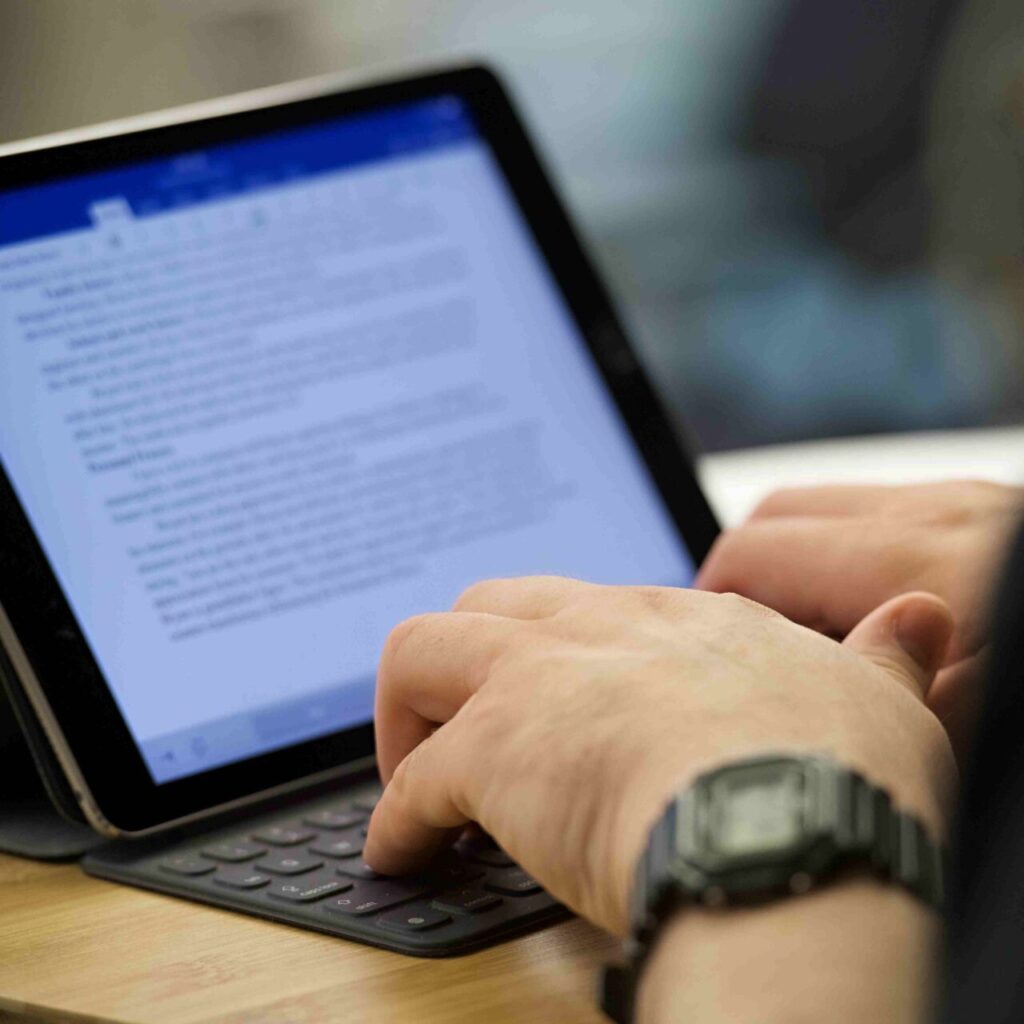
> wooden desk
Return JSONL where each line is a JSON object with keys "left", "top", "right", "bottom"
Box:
{"left": 4, "top": 428, "right": 1023, "bottom": 1022}
{"left": 0, "top": 852, "right": 616, "bottom": 1022}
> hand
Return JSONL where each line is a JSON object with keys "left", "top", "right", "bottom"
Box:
{"left": 696, "top": 481, "right": 1023, "bottom": 754}
{"left": 364, "top": 577, "right": 956, "bottom": 935}
{"left": 697, "top": 481, "right": 1022, "bottom": 661}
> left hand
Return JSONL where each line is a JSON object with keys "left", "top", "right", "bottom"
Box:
{"left": 695, "top": 481, "right": 1023, "bottom": 757}
{"left": 364, "top": 576, "right": 956, "bottom": 935}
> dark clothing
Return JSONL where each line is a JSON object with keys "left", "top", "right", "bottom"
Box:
{"left": 945, "top": 524, "right": 1024, "bottom": 1020}
{"left": 744, "top": 0, "right": 962, "bottom": 269}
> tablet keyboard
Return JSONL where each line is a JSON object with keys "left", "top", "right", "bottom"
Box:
{"left": 82, "top": 781, "right": 568, "bottom": 955}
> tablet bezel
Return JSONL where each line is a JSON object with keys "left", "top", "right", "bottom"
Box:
{"left": 0, "top": 64, "right": 719, "bottom": 836}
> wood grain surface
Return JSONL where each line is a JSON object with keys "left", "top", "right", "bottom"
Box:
{"left": 0, "top": 853, "right": 617, "bottom": 1023}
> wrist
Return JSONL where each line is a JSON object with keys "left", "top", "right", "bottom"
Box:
{"left": 607, "top": 743, "right": 952, "bottom": 938}
{"left": 601, "top": 752, "right": 948, "bottom": 1024}
{"left": 638, "top": 874, "right": 940, "bottom": 1024}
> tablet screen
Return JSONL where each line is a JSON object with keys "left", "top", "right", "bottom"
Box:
{"left": 0, "top": 96, "right": 694, "bottom": 785}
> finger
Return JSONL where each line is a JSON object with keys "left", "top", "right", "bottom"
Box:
{"left": 695, "top": 517, "right": 929, "bottom": 639}
{"left": 375, "top": 611, "right": 525, "bottom": 783}
{"left": 751, "top": 485, "right": 898, "bottom": 520}
{"left": 452, "top": 575, "right": 592, "bottom": 619}
{"left": 927, "top": 654, "right": 986, "bottom": 765}
{"left": 364, "top": 728, "right": 471, "bottom": 876}
{"left": 841, "top": 592, "right": 953, "bottom": 700}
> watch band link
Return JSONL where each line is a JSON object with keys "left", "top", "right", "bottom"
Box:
{"left": 845, "top": 773, "right": 945, "bottom": 908}
{"left": 600, "top": 759, "right": 947, "bottom": 1024}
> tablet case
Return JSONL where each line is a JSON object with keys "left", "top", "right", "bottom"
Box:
{"left": 0, "top": 642, "right": 102, "bottom": 860}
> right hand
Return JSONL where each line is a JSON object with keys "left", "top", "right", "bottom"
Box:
{"left": 696, "top": 480, "right": 1024, "bottom": 754}
{"left": 365, "top": 578, "right": 956, "bottom": 935}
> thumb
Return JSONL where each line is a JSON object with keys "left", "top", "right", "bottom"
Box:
{"left": 842, "top": 592, "right": 954, "bottom": 701}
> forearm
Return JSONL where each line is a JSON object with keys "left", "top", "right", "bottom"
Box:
{"left": 638, "top": 876, "right": 940, "bottom": 1024}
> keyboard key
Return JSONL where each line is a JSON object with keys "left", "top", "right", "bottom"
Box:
{"left": 378, "top": 903, "right": 453, "bottom": 933}
{"left": 255, "top": 852, "right": 323, "bottom": 876}
{"left": 458, "top": 835, "right": 515, "bottom": 867}
{"left": 432, "top": 888, "right": 503, "bottom": 916}
{"left": 214, "top": 867, "right": 272, "bottom": 890}
{"left": 303, "top": 809, "right": 365, "bottom": 831}
{"left": 423, "top": 856, "right": 484, "bottom": 889}
{"left": 485, "top": 868, "right": 543, "bottom": 896}
{"left": 352, "top": 790, "right": 382, "bottom": 812}
{"left": 336, "top": 861, "right": 381, "bottom": 880}
{"left": 322, "top": 893, "right": 387, "bottom": 917}
{"left": 461, "top": 829, "right": 499, "bottom": 848}
{"left": 202, "top": 841, "right": 266, "bottom": 863}
{"left": 323, "top": 878, "right": 430, "bottom": 917}
{"left": 465, "top": 847, "right": 514, "bottom": 868}
{"left": 267, "top": 874, "right": 352, "bottom": 903}
{"left": 160, "top": 854, "right": 216, "bottom": 877}
{"left": 252, "top": 825, "right": 315, "bottom": 847}
{"left": 310, "top": 835, "right": 364, "bottom": 859}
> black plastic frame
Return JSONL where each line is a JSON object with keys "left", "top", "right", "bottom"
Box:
{"left": 0, "top": 64, "right": 719, "bottom": 835}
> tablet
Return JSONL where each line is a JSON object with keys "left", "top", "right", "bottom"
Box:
{"left": 0, "top": 64, "right": 718, "bottom": 837}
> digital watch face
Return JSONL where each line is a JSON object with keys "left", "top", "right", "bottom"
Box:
{"left": 708, "top": 767, "right": 807, "bottom": 857}
{"left": 0, "top": 75, "right": 704, "bottom": 807}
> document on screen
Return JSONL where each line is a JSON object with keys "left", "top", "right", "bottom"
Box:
{"left": 0, "top": 112, "right": 692, "bottom": 780}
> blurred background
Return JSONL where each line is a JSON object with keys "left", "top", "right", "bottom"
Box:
{"left": 2, "top": 0, "right": 1021, "bottom": 452}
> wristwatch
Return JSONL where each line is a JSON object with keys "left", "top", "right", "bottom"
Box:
{"left": 599, "top": 753, "right": 946, "bottom": 1024}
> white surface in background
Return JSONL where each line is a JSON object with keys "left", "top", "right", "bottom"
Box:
{"left": 699, "top": 427, "right": 1024, "bottom": 528}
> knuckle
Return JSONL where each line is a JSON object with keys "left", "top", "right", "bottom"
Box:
{"left": 706, "top": 528, "right": 739, "bottom": 559}
{"left": 487, "top": 625, "right": 543, "bottom": 674}
{"left": 698, "top": 529, "right": 745, "bottom": 585}
{"left": 899, "top": 481, "right": 1009, "bottom": 528}
{"left": 954, "top": 481, "right": 1013, "bottom": 522}
{"left": 380, "top": 614, "right": 435, "bottom": 671}
{"left": 627, "top": 585, "right": 685, "bottom": 616}
{"left": 751, "top": 487, "right": 801, "bottom": 518}
{"left": 718, "top": 591, "right": 782, "bottom": 621}
{"left": 452, "top": 578, "right": 499, "bottom": 611}
{"left": 869, "top": 531, "right": 928, "bottom": 588}
{"left": 390, "top": 729, "right": 445, "bottom": 795}
{"left": 923, "top": 493, "right": 979, "bottom": 529}
{"left": 388, "top": 743, "right": 421, "bottom": 802}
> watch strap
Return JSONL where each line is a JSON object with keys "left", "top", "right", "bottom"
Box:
{"left": 600, "top": 759, "right": 946, "bottom": 1024}
{"left": 841, "top": 772, "right": 945, "bottom": 908}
